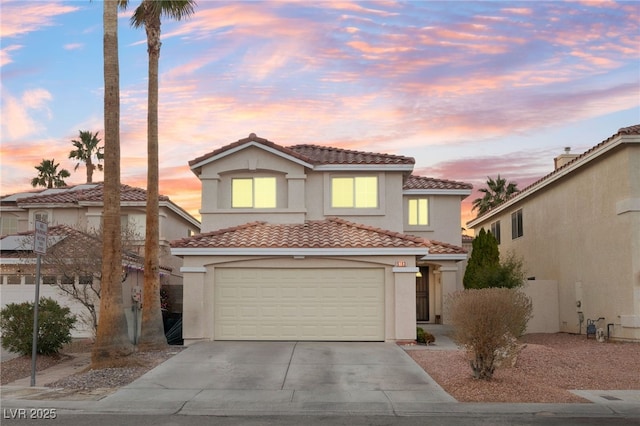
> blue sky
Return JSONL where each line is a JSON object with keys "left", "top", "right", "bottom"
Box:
{"left": 1, "top": 0, "right": 638, "bottom": 226}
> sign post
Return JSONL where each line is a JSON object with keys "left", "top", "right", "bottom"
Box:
{"left": 31, "top": 221, "right": 47, "bottom": 386}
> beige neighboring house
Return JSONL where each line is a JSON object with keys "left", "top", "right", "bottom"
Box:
{"left": 468, "top": 124, "right": 640, "bottom": 342}
{"left": 0, "top": 183, "right": 201, "bottom": 332}
{"left": 171, "top": 134, "right": 472, "bottom": 344}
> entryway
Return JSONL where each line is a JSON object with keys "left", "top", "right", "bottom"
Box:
{"left": 416, "top": 266, "right": 429, "bottom": 321}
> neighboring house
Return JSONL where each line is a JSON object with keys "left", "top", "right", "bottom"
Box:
{"left": 0, "top": 225, "right": 148, "bottom": 338}
{"left": 0, "top": 183, "right": 201, "bottom": 317}
{"left": 171, "top": 134, "right": 472, "bottom": 343}
{"left": 467, "top": 125, "right": 640, "bottom": 342}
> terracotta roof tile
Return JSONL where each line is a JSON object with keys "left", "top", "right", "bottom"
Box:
{"left": 189, "top": 133, "right": 311, "bottom": 167}
{"left": 426, "top": 239, "right": 467, "bottom": 255}
{"left": 172, "top": 218, "right": 428, "bottom": 249}
{"left": 1, "top": 225, "right": 169, "bottom": 270}
{"left": 404, "top": 175, "right": 472, "bottom": 191}
{"left": 189, "top": 133, "right": 415, "bottom": 168}
{"left": 11, "top": 183, "right": 169, "bottom": 205}
{"left": 288, "top": 144, "right": 415, "bottom": 166}
{"left": 171, "top": 218, "right": 466, "bottom": 255}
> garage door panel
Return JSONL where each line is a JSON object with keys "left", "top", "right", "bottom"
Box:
{"left": 214, "top": 268, "right": 384, "bottom": 341}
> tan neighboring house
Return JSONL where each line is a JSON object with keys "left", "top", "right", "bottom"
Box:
{"left": 467, "top": 124, "right": 640, "bottom": 342}
{"left": 171, "top": 134, "right": 472, "bottom": 344}
{"left": 0, "top": 183, "right": 201, "bottom": 336}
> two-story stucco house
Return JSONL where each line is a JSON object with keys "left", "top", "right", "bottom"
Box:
{"left": 467, "top": 125, "right": 640, "bottom": 342}
{"left": 0, "top": 183, "right": 201, "bottom": 328}
{"left": 171, "top": 134, "right": 472, "bottom": 343}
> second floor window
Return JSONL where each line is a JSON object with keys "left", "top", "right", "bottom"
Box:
{"left": 511, "top": 209, "right": 523, "bottom": 239}
{"left": 408, "top": 198, "right": 429, "bottom": 226}
{"left": 490, "top": 220, "right": 501, "bottom": 244}
{"left": 232, "top": 177, "right": 276, "bottom": 208}
{"left": 331, "top": 176, "right": 378, "bottom": 208}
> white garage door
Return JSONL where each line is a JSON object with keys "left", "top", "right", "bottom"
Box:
{"left": 214, "top": 268, "right": 385, "bottom": 341}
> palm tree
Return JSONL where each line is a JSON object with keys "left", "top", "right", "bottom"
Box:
{"left": 69, "top": 130, "right": 104, "bottom": 183}
{"left": 472, "top": 175, "right": 519, "bottom": 216}
{"left": 128, "top": 0, "right": 196, "bottom": 350}
{"left": 92, "top": 0, "right": 134, "bottom": 367}
{"left": 31, "top": 159, "right": 70, "bottom": 188}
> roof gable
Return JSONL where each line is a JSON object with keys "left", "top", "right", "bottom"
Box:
{"left": 188, "top": 134, "right": 416, "bottom": 175}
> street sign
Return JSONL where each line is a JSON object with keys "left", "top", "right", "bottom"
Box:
{"left": 34, "top": 221, "right": 48, "bottom": 255}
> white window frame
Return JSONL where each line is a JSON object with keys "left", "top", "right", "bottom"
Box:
{"left": 331, "top": 176, "right": 379, "bottom": 209}
{"left": 407, "top": 197, "right": 429, "bottom": 226}
{"left": 231, "top": 177, "right": 277, "bottom": 209}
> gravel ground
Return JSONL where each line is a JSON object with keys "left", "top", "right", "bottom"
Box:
{"left": 2, "top": 333, "right": 639, "bottom": 403}
{"left": 1, "top": 340, "right": 182, "bottom": 389}
{"left": 409, "top": 333, "right": 640, "bottom": 403}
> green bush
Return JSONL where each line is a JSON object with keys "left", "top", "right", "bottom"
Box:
{"left": 0, "top": 298, "right": 77, "bottom": 355}
{"left": 446, "top": 288, "right": 532, "bottom": 380}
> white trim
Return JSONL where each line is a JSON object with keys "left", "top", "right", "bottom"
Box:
{"left": 172, "top": 247, "right": 428, "bottom": 256}
{"left": 392, "top": 266, "right": 419, "bottom": 273}
{"left": 161, "top": 201, "right": 201, "bottom": 229}
{"left": 468, "top": 134, "right": 639, "bottom": 227}
{"left": 180, "top": 266, "right": 207, "bottom": 273}
{"left": 420, "top": 254, "right": 467, "bottom": 261}
{"left": 404, "top": 189, "right": 472, "bottom": 196}
{"left": 315, "top": 164, "right": 414, "bottom": 172}
{"left": 190, "top": 141, "right": 314, "bottom": 170}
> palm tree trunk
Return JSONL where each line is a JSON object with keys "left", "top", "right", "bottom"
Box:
{"left": 87, "top": 158, "right": 94, "bottom": 183}
{"left": 92, "top": 0, "right": 134, "bottom": 367}
{"left": 139, "top": 1, "right": 167, "bottom": 350}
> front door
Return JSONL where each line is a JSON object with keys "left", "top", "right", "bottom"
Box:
{"left": 416, "top": 266, "right": 429, "bottom": 321}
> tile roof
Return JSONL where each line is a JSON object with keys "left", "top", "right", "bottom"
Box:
{"left": 288, "top": 144, "right": 415, "bottom": 166}
{"left": 189, "top": 133, "right": 415, "bottom": 168}
{"left": 404, "top": 175, "right": 472, "bottom": 191}
{"left": 1, "top": 225, "right": 169, "bottom": 270}
{"left": 7, "top": 183, "right": 169, "bottom": 205}
{"left": 171, "top": 217, "right": 466, "bottom": 255}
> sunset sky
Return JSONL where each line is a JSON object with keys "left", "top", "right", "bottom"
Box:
{"left": 1, "top": 1, "right": 638, "bottom": 229}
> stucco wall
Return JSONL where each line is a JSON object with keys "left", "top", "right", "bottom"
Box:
{"left": 471, "top": 145, "right": 639, "bottom": 340}
{"left": 522, "top": 280, "right": 560, "bottom": 334}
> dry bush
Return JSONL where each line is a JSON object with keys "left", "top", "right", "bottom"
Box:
{"left": 446, "top": 288, "right": 532, "bottom": 379}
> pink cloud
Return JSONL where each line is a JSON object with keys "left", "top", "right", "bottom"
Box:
{"left": 0, "top": 2, "right": 79, "bottom": 38}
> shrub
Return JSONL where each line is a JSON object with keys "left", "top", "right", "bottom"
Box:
{"left": 446, "top": 288, "right": 532, "bottom": 380}
{"left": 0, "top": 298, "right": 77, "bottom": 356}
{"left": 416, "top": 327, "right": 436, "bottom": 345}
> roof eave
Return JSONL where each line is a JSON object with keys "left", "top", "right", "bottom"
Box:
{"left": 467, "top": 132, "right": 638, "bottom": 228}
{"left": 314, "top": 164, "right": 415, "bottom": 172}
{"left": 403, "top": 189, "right": 473, "bottom": 196}
{"left": 171, "top": 247, "right": 428, "bottom": 256}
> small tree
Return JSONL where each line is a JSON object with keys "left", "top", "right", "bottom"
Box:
{"left": 446, "top": 288, "right": 532, "bottom": 380}
{"left": 464, "top": 228, "right": 499, "bottom": 288}
{"left": 16, "top": 224, "right": 142, "bottom": 335}
{"left": 0, "top": 298, "right": 77, "bottom": 355}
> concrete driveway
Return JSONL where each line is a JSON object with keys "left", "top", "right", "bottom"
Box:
{"left": 99, "top": 341, "right": 455, "bottom": 415}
